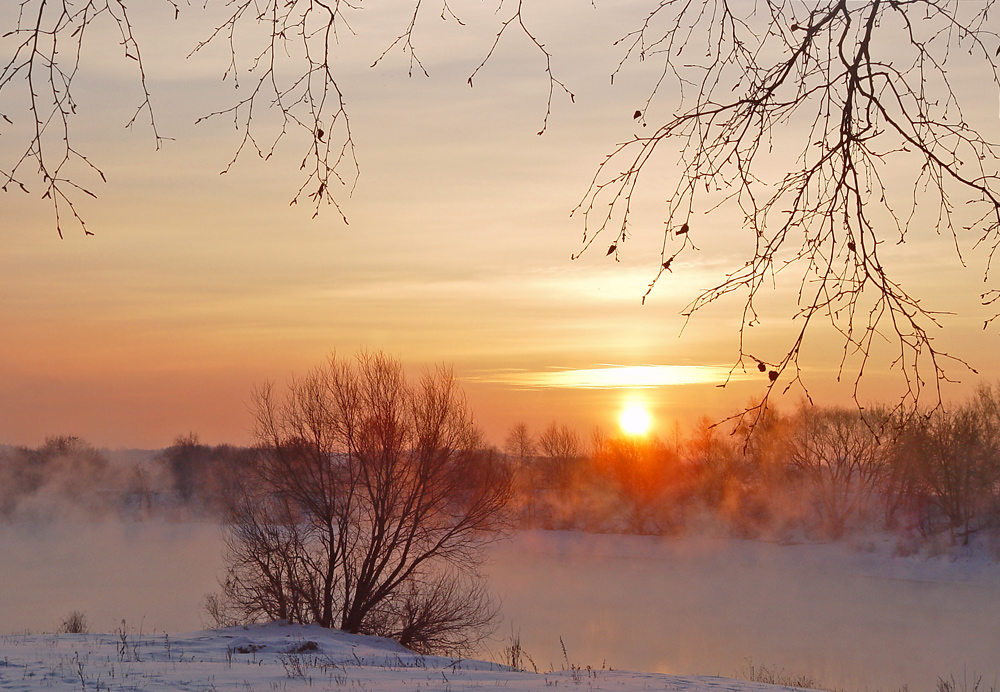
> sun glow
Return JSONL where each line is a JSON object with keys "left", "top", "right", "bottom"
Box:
{"left": 619, "top": 404, "right": 652, "bottom": 436}
{"left": 470, "top": 364, "right": 746, "bottom": 389}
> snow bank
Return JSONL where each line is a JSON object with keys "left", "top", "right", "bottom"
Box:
{"left": 0, "top": 621, "right": 809, "bottom": 692}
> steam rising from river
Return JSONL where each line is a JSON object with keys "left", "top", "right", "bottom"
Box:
{"left": 0, "top": 520, "right": 224, "bottom": 634}
{"left": 489, "top": 531, "right": 1000, "bottom": 691}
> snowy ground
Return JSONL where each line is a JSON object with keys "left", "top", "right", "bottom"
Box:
{"left": 0, "top": 621, "right": 806, "bottom": 692}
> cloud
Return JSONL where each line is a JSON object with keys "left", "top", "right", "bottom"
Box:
{"left": 468, "top": 364, "right": 749, "bottom": 389}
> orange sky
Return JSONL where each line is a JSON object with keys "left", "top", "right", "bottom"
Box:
{"left": 2, "top": 1, "right": 998, "bottom": 449}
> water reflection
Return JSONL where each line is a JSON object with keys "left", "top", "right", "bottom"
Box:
{"left": 484, "top": 531, "right": 1000, "bottom": 691}
{"left": 0, "top": 521, "right": 223, "bottom": 634}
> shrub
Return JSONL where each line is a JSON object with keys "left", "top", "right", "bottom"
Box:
{"left": 59, "top": 611, "right": 90, "bottom": 634}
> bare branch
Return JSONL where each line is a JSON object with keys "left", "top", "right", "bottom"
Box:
{"left": 190, "top": 0, "right": 360, "bottom": 221}
{"left": 467, "top": 0, "right": 574, "bottom": 135}
{"left": 1, "top": 0, "right": 171, "bottom": 236}
{"left": 576, "top": 0, "right": 1000, "bottom": 424}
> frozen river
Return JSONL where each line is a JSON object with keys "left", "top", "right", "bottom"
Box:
{"left": 2, "top": 523, "right": 998, "bottom": 691}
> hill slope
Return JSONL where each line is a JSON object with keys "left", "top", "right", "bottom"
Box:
{"left": 0, "top": 621, "right": 806, "bottom": 692}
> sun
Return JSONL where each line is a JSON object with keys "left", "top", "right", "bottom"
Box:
{"left": 619, "top": 403, "right": 652, "bottom": 436}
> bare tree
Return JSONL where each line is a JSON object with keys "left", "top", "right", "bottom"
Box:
{"left": 897, "top": 404, "right": 999, "bottom": 543}
{"left": 1, "top": 0, "right": 169, "bottom": 237}
{"left": 786, "top": 406, "right": 890, "bottom": 538}
{"left": 503, "top": 422, "right": 537, "bottom": 468}
{"left": 536, "top": 421, "right": 582, "bottom": 490}
{"left": 216, "top": 351, "right": 513, "bottom": 655}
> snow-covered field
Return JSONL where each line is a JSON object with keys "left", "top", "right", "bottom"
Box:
{"left": 0, "top": 621, "right": 804, "bottom": 692}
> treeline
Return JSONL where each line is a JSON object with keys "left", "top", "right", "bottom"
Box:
{"left": 0, "top": 434, "right": 259, "bottom": 521}
{"left": 4, "top": 385, "right": 1000, "bottom": 555}
{"left": 507, "top": 384, "right": 1000, "bottom": 552}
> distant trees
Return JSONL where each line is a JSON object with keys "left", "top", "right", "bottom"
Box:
{"left": 7, "top": 376, "right": 1000, "bottom": 604}
{"left": 156, "top": 434, "right": 258, "bottom": 514}
{"left": 593, "top": 433, "right": 690, "bottom": 535}
{"left": 215, "top": 351, "right": 513, "bottom": 655}
{"left": 498, "top": 387, "right": 1000, "bottom": 551}
{"left": 683, "top": 421, "right": 745, "bottom": 515}
{"left": 0, "top": 436, "right": 110, "bottom": 519}
{"left": 786, "top": 407, "right": 890, "bottom": 539}
{"left": 0, "top": 434, "right": 261, "bottom": 520}
{"left": 536, "top": 422, "right": 582, "bottom": 491}
{"left": 503, "top": 423, "right": 536, "bottom": 471}
{"left": 893, "top": 395, "right": 1000, "bottom": 544}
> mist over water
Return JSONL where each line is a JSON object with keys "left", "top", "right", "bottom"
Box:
{"left": 0, "top": 521, "right": 223, "bottom": 634}
{"left": 2, "top": 521, "right": 998, "bottom": 691}
{"left": 487, "top": 532, "right": 1000, "bottom": 691}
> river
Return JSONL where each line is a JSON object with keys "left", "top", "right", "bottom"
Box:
{"left": 2, "top": 522, "right": 997, "bottom": 691}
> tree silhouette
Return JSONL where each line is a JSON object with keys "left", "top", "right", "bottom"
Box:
{"left": 217, "top": 351, "right": 512, "bottom": 654}
{"left": 575, "top": 0, "right": 1000, "bottom": 418}
{"left": 3, "top": 0, "right": 998, "bottom": 412}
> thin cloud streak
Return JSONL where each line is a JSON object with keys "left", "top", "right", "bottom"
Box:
{"left": 470, "top": 364, "right": 750, "bottom": 390}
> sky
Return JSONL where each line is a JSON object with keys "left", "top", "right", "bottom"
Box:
{"left": 2, "top": 0, "right": 1000, "bottom": 449}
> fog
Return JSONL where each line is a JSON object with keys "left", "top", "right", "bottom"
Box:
{"left": 489, "top": 532, "right": 1000, "bottom": 692}
{"left": 2, "top": 521, "right": 998, "bottom": 691}
{"left": 0, "top": 521, "right": 223, "bottom": 634}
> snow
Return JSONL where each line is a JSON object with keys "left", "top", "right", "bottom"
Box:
{"left": 0, "top": 621, "right": 808, "bottom": 692}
